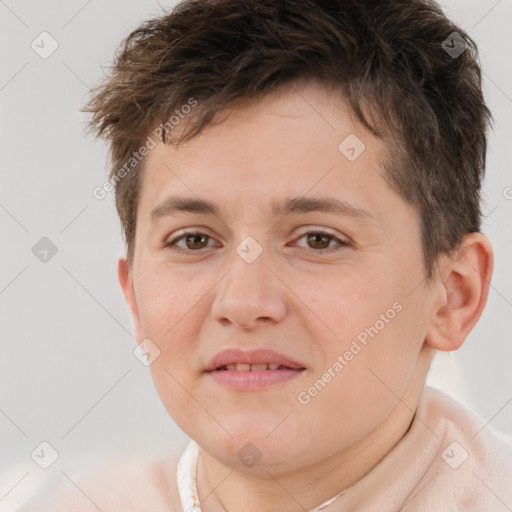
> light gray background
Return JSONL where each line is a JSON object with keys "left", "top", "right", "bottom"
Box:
{"left": 1, "top": 0, "right": 511, "bottom": 508}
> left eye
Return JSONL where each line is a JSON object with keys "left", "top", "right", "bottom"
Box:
{"left": 295, "top": 231, "right": 348, "bottom": 251}
{"left": 165, "top": 230, "right": 348, "bottom": 253}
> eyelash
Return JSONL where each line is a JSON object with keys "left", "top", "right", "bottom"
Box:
{"left": 165, "top": 230, "right": 349, "bottom": 255}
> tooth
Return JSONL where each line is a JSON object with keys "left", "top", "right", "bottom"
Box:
{"left": 268, "top": 364, "right": 280, "bottom": 370}
{"left": 226, "top": 364, "right": 237, "bottom": 370}
{"left": 235, "top": 363, "right": 251, "bottom": 371}
{"left": 250, "top": 364, "right": 268, "bottom": 371}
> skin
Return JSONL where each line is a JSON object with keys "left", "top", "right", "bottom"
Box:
{"left": 118, "top": 79, "right": 493, "bottom": 512}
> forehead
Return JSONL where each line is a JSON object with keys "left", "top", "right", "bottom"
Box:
{"left": 137, "top": 81, "right": 402, "bottom": 225}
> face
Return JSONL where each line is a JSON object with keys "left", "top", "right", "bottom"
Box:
{"left": 122, "top": 80, "right": 436, "bottom": 471}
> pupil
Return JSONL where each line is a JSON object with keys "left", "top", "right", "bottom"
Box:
{"left": 188, "top": 234, "right": 205, "bottom": 249}
{"left": 309, "top": 233, "right": 328, "bottom": 249}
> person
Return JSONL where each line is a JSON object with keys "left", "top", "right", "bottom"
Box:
{"left": 20, "top": 0, "right": 512, "bottom": 510}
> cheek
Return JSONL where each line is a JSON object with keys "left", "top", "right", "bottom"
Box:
{"left": 305, "top": 268, "right": 395, "bottom": 357}
{"left": 297, "top": 311, "right": 422, "bottom": 451}
{"left": 302, "top": 273, "right": 425, "bottom": 428}
{"left": 294, "top": 264, "right": 381, "bottom": 320}
{"left": 136, "top": 266, "right": 208, "bottom": 339}
{"left": 134, "top": 268, "right": 210, "bottom": 414}
{"left": 340, "top": 295, "right": 427, "bottom": 417}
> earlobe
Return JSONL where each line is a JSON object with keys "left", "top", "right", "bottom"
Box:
{"left": 425, "top": 233, "right": 493, "bottom": 352}
{"left": 118, "top": 257, "right": 142, "bottom": 342}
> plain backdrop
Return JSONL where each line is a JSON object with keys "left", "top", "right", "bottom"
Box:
{"left": 1, "top": 0, "right": 511, "bottom": 508}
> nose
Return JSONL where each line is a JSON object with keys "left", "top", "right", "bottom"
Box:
{"left": 211, "top": 244, "right": 287, "bottom": 331}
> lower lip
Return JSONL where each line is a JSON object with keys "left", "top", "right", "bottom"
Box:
{"left": 207, "top": 369, "right": 305, "bottom": 390}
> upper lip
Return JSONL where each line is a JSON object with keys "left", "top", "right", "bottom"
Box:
{"left": 204, "top": 348, "right": 306, "bottom": 372}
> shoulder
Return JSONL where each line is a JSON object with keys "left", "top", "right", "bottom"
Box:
{"left": 416, "top": 386, "right": 512, "bottom": 509}
{"left": 17, "top": 453, "right": 183, "bottom": 512}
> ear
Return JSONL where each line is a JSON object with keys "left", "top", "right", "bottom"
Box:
{"left": 425, "top": 232, "right": 493, "bottom": 351}
{"left": 118, "top": 257, "right": 142, "bottom": 343}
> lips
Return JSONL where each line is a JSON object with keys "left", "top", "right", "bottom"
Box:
{"left": 205, "top": 348, "right": 306, "bottom": 391}
{"left": 204, "top": 348, "right": 306, "bottom": 373}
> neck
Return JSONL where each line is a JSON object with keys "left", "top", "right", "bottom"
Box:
{"left": 197, "top": 346, "right": 434, "bottom": 512}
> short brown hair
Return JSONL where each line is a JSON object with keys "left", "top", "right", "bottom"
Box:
{"left": 83, "top": 0, "right": 492, "bottom": 278}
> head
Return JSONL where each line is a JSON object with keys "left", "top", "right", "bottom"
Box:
{"left": 84, "top": 0, "right": 493, "bottom": 472}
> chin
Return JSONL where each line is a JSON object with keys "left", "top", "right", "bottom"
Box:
{"left": 200, "top": 426, "right": 304, "bottom": 469}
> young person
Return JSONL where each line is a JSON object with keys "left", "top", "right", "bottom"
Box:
{"left": 21, "top": 0, "right": 511, "bottom": 510}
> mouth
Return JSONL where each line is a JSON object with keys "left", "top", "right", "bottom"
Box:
{"left": 204, "top": 347, "right": 306, "bottom": 373}
{"left": 213, "top": 363, "right": 303, "bottom": 371}
{"left": 207, "top": 367, "right": 305, "bottom": 390}
{"left": 204, "top": 348, "right": 306, "bottom": 390}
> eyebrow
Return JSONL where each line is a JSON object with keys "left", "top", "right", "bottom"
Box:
{"left": 150, "top": 195, "right": 374, "bottom": 222}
